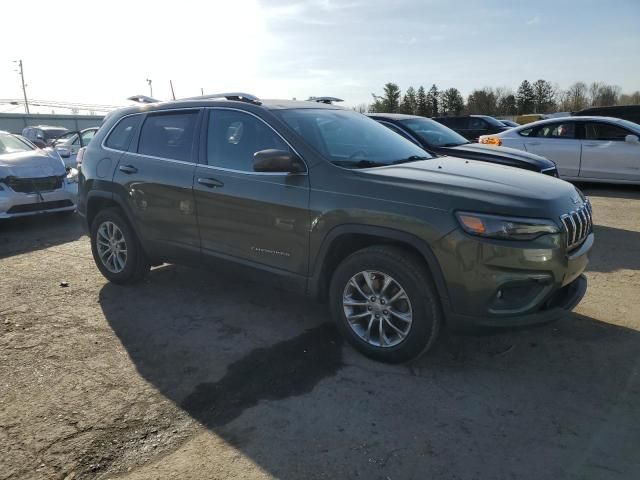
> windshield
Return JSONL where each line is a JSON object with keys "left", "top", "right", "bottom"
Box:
{"left": 617, "top": 118, "right": 640, "bottom": 133}
{"left": 0, "top": 133, "right": 36, "bottom": 154}
{"left": 274, "top": 109, "right": 432, "bottom": 168}
{"left": 399, "top": 117, "right": 469, "bottom": 147}
{"left": 43, "top": 128, "right": 69, "bottom": 140}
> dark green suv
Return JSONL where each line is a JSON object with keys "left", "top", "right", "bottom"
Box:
{"left": 78, "top": 93, "right": 592, "bottom": 363}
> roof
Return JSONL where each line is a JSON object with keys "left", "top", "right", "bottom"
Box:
{"left": 521, "top": 115, "right": 632, "bottom": 125}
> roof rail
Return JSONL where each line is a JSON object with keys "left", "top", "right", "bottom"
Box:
{"left": 127, "top": 95, "right": 160, "bottom": 104}
{"left": 181, "top": 92, "right": 261, "bottom": 105}
{"left": 307, "top": 96, "right": 344, "bottom": 104}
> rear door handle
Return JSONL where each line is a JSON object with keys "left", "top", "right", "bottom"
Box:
{"left": 197, "top": 177, "right": 224, "bottom": 188}
{"left": 118, "top": 164, "right": 138, "bottom": 174}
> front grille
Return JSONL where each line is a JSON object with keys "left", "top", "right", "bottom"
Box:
{"left": 5, "top": 176, "right": 63, "bottom": 193}
{"left": 560, "top": 200, "right": 593, "bottom": 250}
{"left": 6, "top": 200, "right": 73, "bottom": 214}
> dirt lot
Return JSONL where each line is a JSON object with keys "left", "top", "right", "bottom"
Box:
{"left": 1, "top": 184, "right": 639, "bottom": 480}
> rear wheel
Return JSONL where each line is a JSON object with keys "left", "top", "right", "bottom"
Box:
{"left": 90, "top": 208, "right": 150, "bottom": 284}
{"left": 329, "top": 246, "right": 442, "bottom": 363}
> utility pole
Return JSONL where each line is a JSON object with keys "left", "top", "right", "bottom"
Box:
{"left": 15, "top": 59, "right": 29, "bottom": 114}
{"left": 146, "top": 78, "right": 153, "bottom": 97}
{"left": 169, "top": 80, "right": 176, "bottom": 100}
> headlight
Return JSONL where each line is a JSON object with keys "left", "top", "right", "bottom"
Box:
{"left": 456, "top": 211, "right": 559, "bottom": 241}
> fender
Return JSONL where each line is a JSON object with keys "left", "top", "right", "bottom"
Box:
{"left": 85, "top": 189, "right": 143, "bottom": 240}
{"left": 307, "top": 224, "right": 450, "bottom": 306}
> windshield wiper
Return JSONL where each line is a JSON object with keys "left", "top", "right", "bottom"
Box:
{"left": 442, "top": 142, "right": 469, "bottom": 147}
{"left": 332, "top": 159, "right": 387, "bottom": 169}
{"left": 391, "top": 155, "right": 430, "bottom": 165}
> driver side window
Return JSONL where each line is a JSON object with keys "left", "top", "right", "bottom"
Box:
{"left": 207, "top": 110, "right": 289, "bottom": 172}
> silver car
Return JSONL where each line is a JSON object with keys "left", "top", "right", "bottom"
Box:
{"left": 479, "top": 116, "right": 640, "bottom": 184}
{"left": 0, "top": 131, "right": 76, "bottom": 219}
{"left": 54, "top": 127, "right": 98, "bottom": 169}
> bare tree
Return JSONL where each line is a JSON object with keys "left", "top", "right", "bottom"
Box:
{"left": 560, "top": 82, "right": 589, "bottom": 111}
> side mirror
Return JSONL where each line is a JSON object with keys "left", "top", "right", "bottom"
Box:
{"left": 625, "top": 134, "right": 639, "bottom": 144}
{"left": 253, "top": 149, "right": 304, "bottom": 173}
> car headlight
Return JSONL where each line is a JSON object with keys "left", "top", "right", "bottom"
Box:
{"left": 456, "top": 211, "right": 559, "bottom": 241}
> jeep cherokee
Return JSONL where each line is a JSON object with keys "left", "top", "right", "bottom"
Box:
{"left": 78, "top": 93, "right": 592, "bottom": 363}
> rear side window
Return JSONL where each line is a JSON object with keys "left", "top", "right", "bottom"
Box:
{"left": 585, "top": 122, "right": 630, "bottom": 141}
{"left": 105, "top": 115, "right": 143, "bottom": 151}
{"left": 535, "top": 122, "right": 575, "bottom": 139}
{"left": 138, "top": 111, "right": 199, "bottom": 161}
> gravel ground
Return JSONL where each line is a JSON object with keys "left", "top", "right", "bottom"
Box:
{"left": 1, "top": 183, "right": 639, "bottom": 480}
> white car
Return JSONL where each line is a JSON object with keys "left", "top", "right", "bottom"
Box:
{"left": 479, "top": 116, "right": 640, "bottom": 184}
{"left": 54, "top": 127, "right": 98, "bottom": 169}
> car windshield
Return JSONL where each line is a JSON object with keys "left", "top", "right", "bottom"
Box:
{"left": 0, "top": 133, "right": 36, "bottom": 154}
{"left": 616, "top": 118, "right": 640, "bottom": 133}
{"left": 399, "top": 117, "right": 469, "bottom": 147}
{"left": 274, "top": 109, "right": 432, "bottom": 168}
{"left": 43, "top": 128, "right": 69, "bottom": 140}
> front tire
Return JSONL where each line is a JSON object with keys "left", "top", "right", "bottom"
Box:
{"left": 90, "top": 208, "right": 150, "bottom": 284}
{"left": 329, "top": 246, "right": 442, "bottom": 363}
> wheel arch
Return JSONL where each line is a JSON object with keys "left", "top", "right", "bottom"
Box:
{"left": 308, "top": 224, "right": 450, "bottom": 306}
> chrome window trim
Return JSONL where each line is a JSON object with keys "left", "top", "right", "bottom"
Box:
{"left": 125, "top": 151, "right": 196, "bottom": 166}
{"left": 203, "top": 106, "right": 308, "bottom": 175}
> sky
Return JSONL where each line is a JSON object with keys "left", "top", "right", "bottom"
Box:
{"left": 0, "top": 0, "right": 638, "bottom": 112}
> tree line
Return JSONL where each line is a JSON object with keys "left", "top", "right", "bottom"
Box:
{"left": 362, "top": 80, "right": 640, "bottom": 117}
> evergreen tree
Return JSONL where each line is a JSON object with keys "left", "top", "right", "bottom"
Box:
{"left": 399, "top": 86, "right": 418, "bottom": 114}
{"left": 416, "top": 86, "right": 428, "bottom": 117}
{"left": 372, "top": 83, "right": 401, "bottom": 112}
{"left": 441, "top": 88, "right": 464, "bottom": 115}
{"left": 426, "top": 84, "right": 440, "bottom": 116}
{"left": 516, "top": 80, "right": 535, "bottom": 114}
{"left": 532, "top": 79, "right": 555, "bottom": 113}
{"left": 497, "top": 94, "right": 517, "bottom": 116}
{"left": 466, "top": 88, "right": 498, "bottom": 115}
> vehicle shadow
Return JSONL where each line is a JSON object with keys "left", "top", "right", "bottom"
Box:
{"left": 100, "top": 264, "right": 640, "bottom": 479}
{"left": 578, "top": 182, "right": 640, "bottom": 200}
{"left": 0, "top": 212, "right": 85, "bottom": 259}
{"left": 588, "top": 224, "right": 640, "bottom": 273}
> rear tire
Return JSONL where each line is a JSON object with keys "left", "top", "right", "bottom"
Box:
{"left": 90, "top": 208, "right": 150, "bottom": 284}
{"left": 329, "top": 245, "right": 442, "bottom": 363}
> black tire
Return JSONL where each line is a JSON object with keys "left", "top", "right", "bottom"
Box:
{"left": 329, "top": 245, "right": 442, "bottom": 363}
{"left": 90, "top": 207, "right": 150, "bottom": 284}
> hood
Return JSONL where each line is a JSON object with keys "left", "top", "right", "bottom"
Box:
{"left": 442, "top": 143, "right": 556, "bottom": 171}
{"left": 0, "top": 149, "right": 66, "bottom": 179}
{"left": 359, "top": 156, "right": 581, "bottom": 219}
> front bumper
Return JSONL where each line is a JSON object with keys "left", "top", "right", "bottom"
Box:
{"left": 0, "top": 183, "right": 76, "bottom": 219}
{"left": 434, "top": 229, "right": 593, "bottom": 330}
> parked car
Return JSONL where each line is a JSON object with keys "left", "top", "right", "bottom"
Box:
{"left": 479, "top": 116, "right": 640, "bottom": 183}
{"left": 573, "top": 105, "right": 640, "bottom": 124}
{"left": 79, "top": 93, "right": 591, "bottom": 363}
{"left": 433, "top": 115, "right": 510, "bottom": 142}
{"left": 22, "top": 125, "right": 70, "bottom": 148}
{"left": 369, "top": 113, "right": 557, "bottom": 176}
{"left": 54, "top": 127, "right": 99, "bottom": 169}
{"left": 499, "top": 119, "right": 520, "bottom": 128}
{"left": 0, "top": 131, "right": 76, "bottom": 218}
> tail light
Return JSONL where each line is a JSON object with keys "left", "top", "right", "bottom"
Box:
{"left": 479, "top": 136, "right": 502, "bottom": 146}
{"left": 76, "top": 147, "right": 86, "bottom": 168}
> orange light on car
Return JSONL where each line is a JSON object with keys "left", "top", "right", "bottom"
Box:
{"left": 480, "top": 136, "right": 502, "bottom": 146}
{"left": 458, "top": 214, "right": 486, "bottom": 234}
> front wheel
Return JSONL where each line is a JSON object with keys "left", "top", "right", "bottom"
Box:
{"left": 329, "top": 246, "right": 442, "bottom": 363}
{"left": 90, "top": 208, "right": 150, "bottom": 284}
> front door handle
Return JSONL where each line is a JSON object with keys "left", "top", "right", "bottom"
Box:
{"left": 197, "top": 177, "right": 224, "bottom": 188}
{"left": 119, "top": 164, "right": 138, "bottom": 174}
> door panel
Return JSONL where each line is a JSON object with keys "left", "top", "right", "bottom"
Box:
{"left": 194, "top": 108, "right": 310, "bottom": 275}
{"left": 579, "top": 122, "right": 640, "bottom": 181}
{"left": 112, "top": 110, "right": 201, "bottom": 259}
{"left": 523, "top": 121, "right": 581, "bottom": 177}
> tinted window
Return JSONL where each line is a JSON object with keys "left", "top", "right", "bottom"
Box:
{"left": 535, "top": 122, "right": 575, "bottom": 139}
{"left": 519, "top": 127, "right": 534, "bottom": 137}
{"left": 399, "top": 117, "right": 468, "bottom": 147}
{"left": 469, "top": 117, "right": 488, "bottom": 129}
{"left": 274, "top": 109, "right": 430, "bottom": 168}
{"left": 105, "top": 115, "right": 143, "bottom": 151}
{"left": 138, "top": 111, "right": 198, "bottom": 161}
{"left": 379, "top": 122, "right": 416, "bottom": 143}
{"left": 585, "top": 122, "right": 630, "bottom": 141}
{"left": 207, "top": 110, "right": 289, "bottom": 171}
